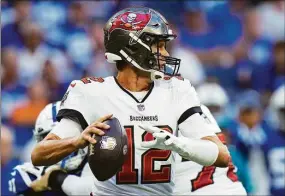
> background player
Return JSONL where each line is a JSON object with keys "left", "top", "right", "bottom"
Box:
{"left": 194, "top": 83, "right": 254, "bottom": 193}
{"left": 31, "top": 7, "right": 231, "bottom": 195}
{"left": 9, "top": 102, "right": 94, "bottom": 195}
{"left": 261, "top": 85, "right": 285, "bottom": 196}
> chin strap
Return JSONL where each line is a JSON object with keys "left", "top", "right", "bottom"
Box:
{"left": 119, "top": 49, "right": 165, "bottom": 81}
{"left": 105, "top": 50, "right": 165, "bottom": 81}
{"left": 151, "top": 71, "right": 164, "bottom": 80}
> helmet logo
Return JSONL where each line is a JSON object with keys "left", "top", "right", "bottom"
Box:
{"left": 109, "top": 11, "right": 151, "bottom": 33}
{"left": 125, "top": 13, "right": 138, "bottom": 25}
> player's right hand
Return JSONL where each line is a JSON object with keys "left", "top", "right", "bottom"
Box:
{"left": 75, "top": 114, "right": 113, "bottom": 149}
{"left": 30, "top": 166, "right": 62, "bottom": 192}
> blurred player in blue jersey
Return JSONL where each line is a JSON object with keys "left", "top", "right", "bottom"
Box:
{"left": 8, "top": 102, "right": 93, "bottom": 195}
{"left": 263, "top": 85, "right": 285, "bottom": 196}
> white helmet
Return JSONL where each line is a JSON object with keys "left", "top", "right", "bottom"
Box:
{"left": 196, "top": 83, "right": 229, "bottom": 108}
{"left": 270, "top": 85, "right": 285, "bottom": 110}
{"left": 269, "top": 85, "right": 285, "bottom": 131}
{"left": 196, "top": 83, "right": 229, "bottom": 123}
{"left": 34, "top": 101, "right": 61, "bottom": 142}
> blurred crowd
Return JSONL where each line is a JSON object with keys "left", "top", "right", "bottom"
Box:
{"left": 1, "top": 0, "right": 284, "bottom": 195}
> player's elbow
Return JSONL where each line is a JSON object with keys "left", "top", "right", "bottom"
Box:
{"left": 31, "top": 145, "right": 41, "bottom": 166}
{"left": 31, "top": 144, "right": 46, "bottom": 166}
{"left": 214, "top": 145, "right": 231, "bottom": 168}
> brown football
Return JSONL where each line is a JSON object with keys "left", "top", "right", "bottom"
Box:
{"left": 88, "top": 117, "right": 128, "bottom": 181}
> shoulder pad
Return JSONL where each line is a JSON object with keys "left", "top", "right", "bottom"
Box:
{"left": 65, "top": 77, "right": 106, "bottom": 95}
{"left": 172, "top": 77, "right": 193, "bottom": 92}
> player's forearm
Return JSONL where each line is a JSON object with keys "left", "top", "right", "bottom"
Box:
{"left": 202, "top": 136, "right": 230, "bottom": 167}
{"left": 175, "top": 136, "right": 230, "bottom": 168}
{"left": 178, "top": 112, "right": 230, "bottom": 167}
{"left": 31, "top": 134, "right": 79, "bottom": 166}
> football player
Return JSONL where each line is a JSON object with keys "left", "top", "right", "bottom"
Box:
{"left": 196, "top": 82, "right": 229, "bottom": 122}
{"left": 263, "top": 85, "right": 285, "bottom": 196}
{"left": 9, "top": 102, "right": 93, "bottom": 195}
{"left": 174, "top": 83, "right": 247, "bottom": 195}
{"left": 32, "top": 8, "right": 232, "bottom": 195}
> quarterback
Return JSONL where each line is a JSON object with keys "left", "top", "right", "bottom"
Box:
{"left": 32, "top": 7, "right": 231, "bottom": 195}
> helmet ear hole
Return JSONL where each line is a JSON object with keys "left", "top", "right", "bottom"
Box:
{"left": 141, "top": 33, "right": 156, "bottom": 45}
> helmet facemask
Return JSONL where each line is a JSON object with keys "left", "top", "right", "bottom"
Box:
{"left": 149, "top": 33, "right": 181, "bottom": 77}
{"left": 120, "top": 32, "right": 181, "bottom": 79}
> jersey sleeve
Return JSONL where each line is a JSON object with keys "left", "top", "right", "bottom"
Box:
{"left": 175, "top": 78, "right": 201, "bottom": 125}
{"left": 175, "top": 79, "right": 217, "bottom": 139}
{"left": 56, "top": 80, "right": 91, "bottom": 130}
{"left": 200, "top": 104, "right": 221, "bottom": 134}
{"left": 51, "top": 118, "right": 83, "bottom": 139}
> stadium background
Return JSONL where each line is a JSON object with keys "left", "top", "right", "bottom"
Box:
{"left": 1, "top": 0, "right": 284, "bottom": 195}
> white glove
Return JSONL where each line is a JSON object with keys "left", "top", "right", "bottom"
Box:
{"left": 139, "top": 125, "right": 183, "bottom": 152}
{"left": 139, "top": 124, "right": 219, "bottom": 166}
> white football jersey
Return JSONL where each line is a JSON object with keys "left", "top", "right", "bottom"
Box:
{"left": 57, "top": 76, "right": 218, "bottom": 195}
{"left": 174, "top": 105, "right": 247, "bottom": 195}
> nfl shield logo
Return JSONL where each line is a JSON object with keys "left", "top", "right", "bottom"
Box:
{"left": 100, "top": 136, "right": 117, "bottom": 150}
{"left": 137, "top": 104, "right": 145, "bottom": 111}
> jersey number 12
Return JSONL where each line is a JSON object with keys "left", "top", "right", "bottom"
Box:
{"left": 116, "top": 125, "right": 173, "bottom": 184}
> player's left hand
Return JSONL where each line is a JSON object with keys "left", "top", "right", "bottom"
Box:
{"left": 139, "top": 125, "right": 181, "bottom": 151}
